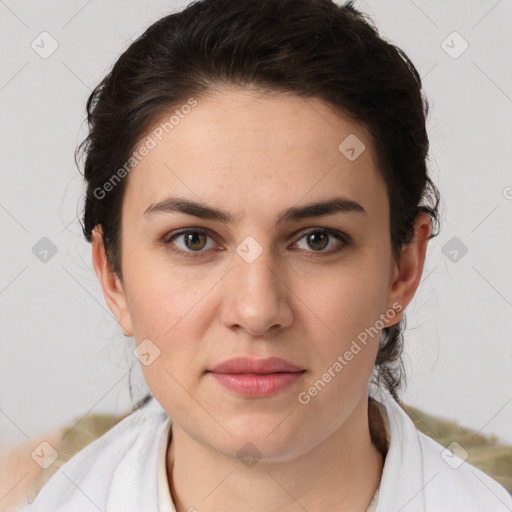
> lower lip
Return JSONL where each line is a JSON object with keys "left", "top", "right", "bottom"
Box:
{"left": 208, "top": 371, "right": 305, "bottom": 397}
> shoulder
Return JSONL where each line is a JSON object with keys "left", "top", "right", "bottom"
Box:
{"left": 370, "top": 384, "right": 512, "bottom": 511}
{"left": 416, "top": 430, "right": 512, "bottom": 511}
{"left": 20, "top": 397, "right": 169, "bottom": 512}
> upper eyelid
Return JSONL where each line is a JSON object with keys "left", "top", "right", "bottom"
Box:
{"left": 164, "top": 227, "right": 218, "bottom": 245}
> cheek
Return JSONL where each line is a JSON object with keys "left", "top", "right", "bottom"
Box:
{"left": 122, "top": 241, "right": 215, "bottom": 338}
{"left": 295, "top": 260, "right": 390, "bottom": 417}
{"left": 304, "top": 255, "right": 391, "bottom": 343}
{"left": 297, "top": 252, "right": 392, "bottom": 402}
{"left": 122, "top": 258, "right": 213, "bottom": 413}
{"left": 121, "top": 246, "right": 224, "bottom": 397}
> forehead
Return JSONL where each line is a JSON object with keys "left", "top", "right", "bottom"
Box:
{"left": 124, "top": 87, "right": 388, "bottom": 223}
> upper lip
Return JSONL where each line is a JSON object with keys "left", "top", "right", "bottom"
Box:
{"left": 208, "top": 357, "right": 305, "bottom": 374}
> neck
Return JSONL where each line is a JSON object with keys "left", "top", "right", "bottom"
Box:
{"left": 166, "top": 392, "right": 386, "bottom": 512}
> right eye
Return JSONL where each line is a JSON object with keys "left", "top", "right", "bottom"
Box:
{"left": 163, "top": 228, "right": 218, "bottom": 258}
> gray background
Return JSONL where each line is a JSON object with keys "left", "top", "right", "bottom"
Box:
{"left": 1, "top": 0, "right": 511, "bottom": 447}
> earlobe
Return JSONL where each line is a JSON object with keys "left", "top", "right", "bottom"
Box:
{"left": 384, "top": 213, "right": 431, "bottom": 327}
{"left": 91, "top": 226, "right": 134, "bottom": 336}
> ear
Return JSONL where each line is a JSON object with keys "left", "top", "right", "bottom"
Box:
{"left": 383, "top": 212, "right": 431, "bottom": 327}
{"left": 91, "top": 226, "right": 134, "bottom": 336}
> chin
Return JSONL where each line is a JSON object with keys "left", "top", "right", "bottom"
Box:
{"left": 212, "top": 417, "right": 307, "bottom": 462}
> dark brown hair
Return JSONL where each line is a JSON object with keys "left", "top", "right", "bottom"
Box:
{"left": 77, "top": 0, "right": 440, "bottom": 403}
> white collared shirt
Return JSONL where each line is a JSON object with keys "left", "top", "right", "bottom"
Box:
{"left": 21, "top": 383, "right": 512, "bottom": 512}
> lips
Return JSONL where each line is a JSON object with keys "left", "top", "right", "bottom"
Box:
{"left": 207, "top": 357, "right": 305, "bottom": 398}
{"left": 208, "top": 356, "right": 305, "bottom": 374}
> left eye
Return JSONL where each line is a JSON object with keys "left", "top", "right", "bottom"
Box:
{"left": 292, "top": 229, "right": 347, "bottom": 253}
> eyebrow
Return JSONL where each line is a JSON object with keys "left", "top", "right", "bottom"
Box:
{"left": 143, "top": 196, "right": 366, "bottom": 224}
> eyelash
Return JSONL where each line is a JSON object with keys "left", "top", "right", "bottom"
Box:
{"left": 162, "top": 227, "right": 353, "bottom": 259}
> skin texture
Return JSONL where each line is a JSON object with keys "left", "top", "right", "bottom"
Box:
{"left": 92, "top": 87, "right": 431, "bottom": 512}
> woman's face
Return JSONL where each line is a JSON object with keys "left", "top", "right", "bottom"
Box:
{"left": 94, "top": 87, "right": 426, "bottom": 462}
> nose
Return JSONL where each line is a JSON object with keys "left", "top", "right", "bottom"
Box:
{"left": 220, "top": 245, "right": 293, "bottom": 336}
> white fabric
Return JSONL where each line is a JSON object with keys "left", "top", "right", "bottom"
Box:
{"left": 156, "top": 418, "right": 174, "bottom": 512}
{"left": 20, "top": 383, "right": 512, "bottom": 512}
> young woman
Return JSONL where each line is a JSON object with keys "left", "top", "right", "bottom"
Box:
{"left": 20, "top": 0, "right": 512, "bottom": 511}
